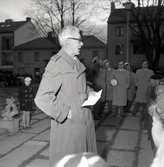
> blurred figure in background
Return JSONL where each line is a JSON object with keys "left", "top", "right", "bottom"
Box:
{"left": 148, "top": 93, "right": 164, "bottom": 167}
{"left": 104, "top": 59, "right": 115, "bottom": 114}
{"left": 124, "top": 62, "right": 136, "bottom": 113}
{"left": 92, "top": 59, "right": 107, "bottom": 120}
{"left": 133, "top": 60, "right": 154, "bottom": 116}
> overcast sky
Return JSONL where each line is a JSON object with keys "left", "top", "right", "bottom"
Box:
{"left": 0, "top": 0, "right": 31, "bottom": 22}
{"left": 0, "top": 0, "right": 108, "bottom": 43}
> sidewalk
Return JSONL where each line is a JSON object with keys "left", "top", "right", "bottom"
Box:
{"left": 0, "top": 86, "right": 153, "bottom": 167}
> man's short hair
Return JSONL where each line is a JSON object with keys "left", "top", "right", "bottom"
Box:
{"left": 58, "top": 26, "right": 80, "bottom": 46}
{"left": 142, "top": 60, "right": 148, "bottom": 64}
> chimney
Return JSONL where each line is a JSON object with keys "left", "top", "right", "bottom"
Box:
{"left": 5, "top": 19, "right": 13, "bottom": 23}
{"left": 48, "top": 31, "right": 55, "bottom": 38}
{"left": 26, "top": 17, "right": 31, "bottom": 21}
{"left": 111, "top": 2, "right": 115, "bottom": 12}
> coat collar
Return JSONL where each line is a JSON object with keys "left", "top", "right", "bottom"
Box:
{"left": 58, "top": 48, "right": 77, "bottom": 70}
{"left": 58, "top": 48, "right": 86, "bottom": 77}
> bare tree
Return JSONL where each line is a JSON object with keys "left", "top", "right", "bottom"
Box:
{"left": 129, "top": 0, "right": 164, "bottom": 70}
{"left": 98, "top": 0, "right": 164, "bottom": 70}
{"left": 24, "top": 0, "right": 97, "bottom": 46}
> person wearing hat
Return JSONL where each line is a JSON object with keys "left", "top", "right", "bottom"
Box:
{"left": 132, "top": 60, "right": 154, "bottom": 116}
{"left": 18, "top": 77, "right": 34, "bottom": 130}
{"left": 110, "top": 60, "right": 130, "bottom": 117}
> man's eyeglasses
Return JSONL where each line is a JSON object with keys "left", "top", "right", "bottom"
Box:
{"left": 67, "top": 37, "right": 82, "bottom": 43}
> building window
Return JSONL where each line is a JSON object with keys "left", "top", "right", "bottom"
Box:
{"left": 133, "top": 45, "right": 144, "bottom": 54}
{"left": 2, "top": 36, "right": 14, "bottom": 50}
{"left": 18, "top": 52, "right": 24, "bottom": 62}
{"left": 92, "top": 51, "right": 99, "bottom": 59}
{"left": 116, "top": 26, "right": 124, "bottom": 36}
{"left": 116, "top": 45, "right": 124, "bottom": 55}
{"left": 34, "top": 52, "right": 40, "bottom": 62}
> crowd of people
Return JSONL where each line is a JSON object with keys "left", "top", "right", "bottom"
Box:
{"left": 11, "top": 25, "right": 164, "bottom": 167}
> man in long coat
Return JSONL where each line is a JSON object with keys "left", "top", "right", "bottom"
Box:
{"left": 111, "top": 60, "right": 130, "bottom": 117}
{"left": 124, "top": 63, "right": 136, "bottom": 113}
{"left": 104, "top": 60, "right": 115, "bottom": 113}
{"left": 133, "top": 60, "right": 154, "bottom": 116}
{"left": 34, "top": 26, "right": 97, "bottom": 167}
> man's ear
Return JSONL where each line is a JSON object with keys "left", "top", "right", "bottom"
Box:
{"left": 65, "top": 39, "right": 71, "bottom": 46}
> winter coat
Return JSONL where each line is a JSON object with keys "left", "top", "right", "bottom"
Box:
{"left": 106, "top": 68, "right": 115, "bottom": 101}
{"left": 18, "top": 84, "right": 34, "bottom": 111}
{"left": 34, "top": 49, "right": 97, "bottom": 167}
{"left": 127, "top": 72, "right": 136, "bottom": 101}
{"left": 135, "top": 68, "right": 154, "bottom": 103}
{"left": 92, "top": 68, "right": 106, "bottom": 102}
{"left": 111, "top": 69, "right": 130, "bottom": 106}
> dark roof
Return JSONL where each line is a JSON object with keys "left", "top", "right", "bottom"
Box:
{"left": 82, "top": 35, "right": 105, "bottom": 48}
{"left": 0, "top": 20, "right": 29, "bottom": 33}
{"left": 108, "top": 6, "right": 164, "bottom": 24}
{"left": 14, "top": 38, "right": 59, "bottom": 50}
{"left": 13, "top": 35, "right": 105, "bottom": 50}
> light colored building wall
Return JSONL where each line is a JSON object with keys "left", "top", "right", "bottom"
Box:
{"left": 14, "top": 50, "right": 54, "bottom": 76}
{"left": 14, "top": 21, "right": 41, "bottom": 46}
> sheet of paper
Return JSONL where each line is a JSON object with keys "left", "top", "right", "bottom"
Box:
{"left": 82, "top": 90, "right": 102, "bottom": 107}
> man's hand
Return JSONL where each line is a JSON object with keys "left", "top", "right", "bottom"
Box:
{"left": 89, "top": 91, "right": 97, "bottom": 97}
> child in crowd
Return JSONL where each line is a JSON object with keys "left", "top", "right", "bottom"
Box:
{"left": 18, "top": 77, "right": 34, "bottom": 130}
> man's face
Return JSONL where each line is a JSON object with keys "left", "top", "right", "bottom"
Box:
{"left": 104, "top": 62, "right": 110, "bottom": 69}
{"left": 118, "top": 61, "right": 124, "bottom": 69}
{"left": 142, "top": 61, "right": 148, "bottom": 69}
{"left": 150, "top": 79, "right": 155, "bottom": 85}
{"left": 67, "top": 32, "right": 83, "bottom": 55}
{"left": 25, "top": 80, "right": 31, "bottom": 86}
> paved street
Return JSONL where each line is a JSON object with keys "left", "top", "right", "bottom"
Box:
{"left": 0, "top": 83, "right": 154, "bottom": 167}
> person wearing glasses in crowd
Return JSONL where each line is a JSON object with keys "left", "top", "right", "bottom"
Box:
{"left": 110, "top": 60, "right": 130, "bottom": 117}
{"left": 132, "top": 60, "right": 154, "bottom": 116}
{"left": 35, "top": 26, "right": 97, "bottom": 167}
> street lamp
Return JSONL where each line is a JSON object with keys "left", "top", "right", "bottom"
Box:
{"left": 123, "top": 2, "right": 134, "bottom": 63}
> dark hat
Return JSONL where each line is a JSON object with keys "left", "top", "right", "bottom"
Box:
{"left": 151, "top": 75, "right": 163, "bottom": 80}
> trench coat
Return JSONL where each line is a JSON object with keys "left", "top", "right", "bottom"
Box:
{"left": 111, "top": 69, "right": 130, "bottom": 106}
{"left": 135, "top": 68, "right": 154, "bottom": 103}
{"left": 127, "top": 72, "right": 136, "bottom": 101}
{"left": 106, "top": 68, "right": 115, "bottom": 101}
{"left": 18, "top": 84, "right": 34, "bottom": 111}
{"left": 34, "top": 49, "right": 97, "bottom": 167}
{"left": 92, "top": 68, "right": 106, "bottom": 102}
